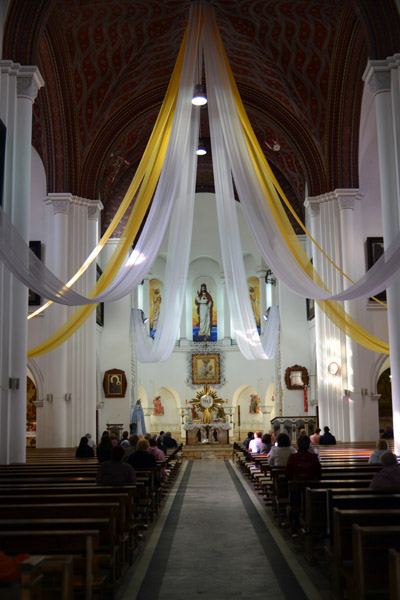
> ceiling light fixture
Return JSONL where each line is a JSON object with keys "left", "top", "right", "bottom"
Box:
{"left": 196, "top": 139, "right": 207, "bottom": 156}
{"left": 192, "top": 84, "right": 207, "bottom": 106}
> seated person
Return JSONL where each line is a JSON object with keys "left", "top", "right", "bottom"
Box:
{"left": 163, "top": 432, "right": 178, "bottom": 448}
{"left": 96, "top": 446, "right": 136, "bottom": 485}
{"left": 319, "top": 426, "right": 336, "bottom": 445}
{"left": 76, "top": 435, "right": 95, "bottom": 458}
{"left": 260, "top": 433, "right": 272, "bottom": 454}
{"left": 119, "top": 430, "right": 130, "bottom": 448}
{"left": 368, "top": 439, "right": 390, "bottom": 464}
{"left": 309, "top": 428, "right": 321, "bottom": 444}
{"left": 243, "top": 431, "right": 254, "bottom": 449}
{"left": 124, "top": 434, "right": 139, "bottom": 460}
{"left": 127, "top": 438, "right": 157, "bottom": 469}
{"left": 248, "top": 431, "right": 263, "bottom": 453}
{"left": 285, "top": 436, "right": 322, "bottom": 481}
{"left": 268, "top": 433, "right": 296, "bottom": 466}
{"left": 370, "top": 451, "right": 400, "bottom": 489}
{"left": 96, "top": 434, "right": 113, "bottom": 463}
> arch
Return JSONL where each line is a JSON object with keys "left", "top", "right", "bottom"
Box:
{"left": 27, "top": 358, "right": 45, "bottom": 403}
{"left": 370, "top": 354, "right": 390, "bottom": 395}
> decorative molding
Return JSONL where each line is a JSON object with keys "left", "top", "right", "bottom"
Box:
{"left": 335, "top": 188, "right": 363, "bottom": 211}
{"left": 88, "top": 200, "right": 103, "bottom": 220}
{"left": 16, "top": 66, "right": 44, "bottom": 101}
{"left": 363, "top": 60, "right": 391, "bottom": 94}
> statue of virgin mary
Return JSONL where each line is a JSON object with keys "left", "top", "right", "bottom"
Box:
{"left": 131, "top": 398, "right": 146, "bottom": 435}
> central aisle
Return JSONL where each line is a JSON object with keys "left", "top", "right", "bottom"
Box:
{"left": 118, "top": 460, "right": 323, "bottom": 600}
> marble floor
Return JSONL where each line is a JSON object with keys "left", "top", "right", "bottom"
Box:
{"left": 116, "top": 460, "right": 331, "bottom": 600}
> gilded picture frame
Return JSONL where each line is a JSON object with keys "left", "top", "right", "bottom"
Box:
{"left": 103, "top": 368, "right": 127, "bottom": 398}
{"left": 192, "top": 353, "right": 220, "bottom": 385}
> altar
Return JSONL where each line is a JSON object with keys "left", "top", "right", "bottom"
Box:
{"left": 184, "top": 421, "right": 231, "bottom": 445}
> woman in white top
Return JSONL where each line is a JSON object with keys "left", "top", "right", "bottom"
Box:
{"left": 268, "top": 433, "right": 296, "bottom": 466}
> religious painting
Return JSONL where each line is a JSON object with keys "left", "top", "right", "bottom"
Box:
{"left": 284, "top": 365, "right": 309, "bottom": 390}
{"left": 103, "top": 368, "right": 127, "bottom": 398}
{"left": 192, "top": 277, "right": 217, "bottom": 342}
{"left": 192, "top": 353, "right": 220, "bottom": 385}
{"left": 149, "top": 279, "right": 163, "bottom": 339}
{"left": 366, "top": 237, "right": 386, "bottom": 302}
{"left": 249, "top": 393, "right": 261, "bottom": 414}
{"left": 96, "top": 264, "right": 104, "bottom": 327}
{"left": 306, "top": 297, "right": 315, "bottom": 321}
{"left": 28, "top": 241, "right": 41, "bottom": 306}
{"left": 152, "top": 395, "right": 164, "bottom": 416}
{"left": 247, "top": 276, "right": 261, "bottom": 333}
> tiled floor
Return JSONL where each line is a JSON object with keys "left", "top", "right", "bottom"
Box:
{"left": 116, "top": 460, "right": 331, "bottom": 600}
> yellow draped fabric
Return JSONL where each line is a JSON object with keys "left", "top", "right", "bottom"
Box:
{"left": 29, "top": 3, "right": 389, "bottom": 357}
{"left": 28, "top": 25, "right": 191, "bottom": 358}
{"left": 208, "top": 11, "right": 389, "bottom": 355}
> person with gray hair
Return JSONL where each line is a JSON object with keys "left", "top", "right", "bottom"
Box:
{"left": 368, "top": 439, "right": 389, "bottom": 464}
{"left": 370, "top": 451, "right": 400, "bottom": 489}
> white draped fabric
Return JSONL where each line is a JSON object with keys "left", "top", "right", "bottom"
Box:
{"left": 1, "top": 0, "right": 399, "bottom": 360}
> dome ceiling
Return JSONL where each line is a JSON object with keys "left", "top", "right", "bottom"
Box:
{"left": 4, "top": 0, "right": 399, "bottom": 234}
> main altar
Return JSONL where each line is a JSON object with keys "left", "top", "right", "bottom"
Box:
{"left": 184, "top": 421, "right": 231, "bottom": 444}
{"left": 183, "top": 385, "right": 231, "bottom": 445}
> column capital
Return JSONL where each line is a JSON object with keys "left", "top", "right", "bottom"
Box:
{"left": 16, "top": 66, "right": 44, "bottom": 102}
{"left": 256, "top": 268, "right": 267, "bottom": 278}
{"left": 334, "top": 188, "right": 363, "bottom": 211}
{"left": 304, "top": 197, "right": 322, "bottom": 217}
{"left": 363, "top": 60, "right": 391, "bottom": 94}
{"left": 44, "top": 193, "right": 73, "bottom": 215}
{"left": 87, "top": 200, "right": 103, "bottom": 221}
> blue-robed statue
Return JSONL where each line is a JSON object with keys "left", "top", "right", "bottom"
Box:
{"left": 130, "top": 398, "right": 146, "bottom": 435}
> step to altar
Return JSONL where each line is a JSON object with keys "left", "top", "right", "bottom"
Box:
{"left": 182, "top": 444, "right": 233, "bottom": 460}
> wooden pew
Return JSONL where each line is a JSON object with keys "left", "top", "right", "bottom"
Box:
{"left": 19, "top": 554, "right": 74, "bottom": 600}
{"left": 330, "top": 508, "right": 400, "bottom": 599}
{"left": 0, "top": 529, "right": 101, "bottom": 600}
{"left": 389, "top": 548, "right": 400, "bottom": 600}
{"left": 0, "top": 516, "right": 119, "bottom": 584}
{"left": 303, "top": 488, "right": 400, "bottom": 563}
{"left": 347, "top": 525, "right": 400, "bottom": 599}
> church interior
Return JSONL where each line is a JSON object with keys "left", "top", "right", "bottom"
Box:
{"left": 1, "top": 0, "right": 400, "bottom": 598}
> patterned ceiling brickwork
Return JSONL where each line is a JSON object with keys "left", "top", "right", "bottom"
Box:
{"left": 3, "top": 0, "right": 400, "bottom": 228}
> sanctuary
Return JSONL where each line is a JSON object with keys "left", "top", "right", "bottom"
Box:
{"left": 0, "top": 0, "right": 399, "bottom": 465}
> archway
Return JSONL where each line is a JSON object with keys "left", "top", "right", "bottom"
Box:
{"left": 26, "top": 376, "right": 37, "bottom": 448}
{"left": 377, "top": 368, "right": 392, "bottom": 436}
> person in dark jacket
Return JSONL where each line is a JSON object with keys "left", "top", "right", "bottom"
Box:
{"left": 96, "top": 446, "right": 136, "bottom": 485}
{"left": 76, "top": 435, "right": 95, "bottom": 458}
{"left": 96, "top": 434, "right": 113, "bottom": 463}
{"left": 162, "top": 432, "right": 178, "bottom": 448}
{"left": 127, "top": 438, "right": 157, "bottom": 469}
{"left": 319, "top": 426, "right": 336, "bottom": 445}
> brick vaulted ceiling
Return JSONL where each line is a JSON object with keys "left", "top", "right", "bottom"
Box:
{"left": 3, "top": 0, "right": 400, "bottom": 235}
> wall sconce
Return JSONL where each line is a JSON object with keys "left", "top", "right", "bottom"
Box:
{"left": 46, "top": 393, "right": 53, "bottom": 403}
{"left": 65, "top": 393, "right": 71, "bottom": 402}
{"left": 265, "top": 270, "right": 276, "bottom": 285}
{"left": 9, "top": 377, "right": 20, "bottom": 390}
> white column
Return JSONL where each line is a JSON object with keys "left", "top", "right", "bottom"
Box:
{"left": 364, "top": 57, "right": 400, "bottom": 454}
{"left": 5, "top": 67, "right": 43, "bottom": 463}
{"left": 67, "top": 197, "right": 102, "bottom": 446}
{"left": 336, "top": 189, "right": 362, "bottom": 440}
{"left": 85, "top": 201, "right": 103, "bottom": 441}
{"left": 305, "top": 194, "right": 348, "bottom": 438}
{"left": 42, "top": 196, "right": 71, "bottom": 448}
